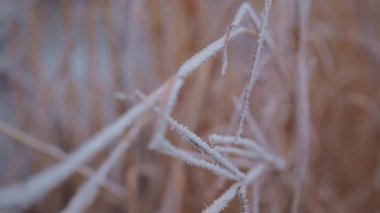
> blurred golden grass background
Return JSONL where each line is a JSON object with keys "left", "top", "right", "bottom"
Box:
{"left": 0, "top": 0, "right": 380, "bottom": 212}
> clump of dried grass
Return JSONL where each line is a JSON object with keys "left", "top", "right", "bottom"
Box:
{"left": 0, "top": 0, "right": 379, "bottom": 212}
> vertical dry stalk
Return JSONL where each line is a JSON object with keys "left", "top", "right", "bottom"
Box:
{"left": 291, "top": 0, "right": 312, "bottom": 213}
{"left": 85, "top": 1, "right": 103, "bottom": 132}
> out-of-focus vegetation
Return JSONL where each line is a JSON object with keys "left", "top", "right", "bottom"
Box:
{"left": 0, "top": 0, "right": 380, "bottom": 212}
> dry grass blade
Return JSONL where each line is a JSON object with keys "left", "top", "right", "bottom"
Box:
{"left": 252, "top": 182, "right": 260, "bottom": 213}
{"left": 0, "top": 87, "right": 163, "bottom": 210}
{"left": 0, "top": 122, "right": 65, "bottom": 160}
{"left": 62, "top": 118, "right": 146, "bottom": 213}
{"left": 0, "top": 122, "right": 126, "bottom": 199}
{"left": 291, "top": 1, "right": 312, "bottom": 213}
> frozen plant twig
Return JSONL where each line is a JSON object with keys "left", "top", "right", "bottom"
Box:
{"left": 158, "top": 139, "right": 239, "bottom": 181}
{"left": 220, "top": 26, "right": 233, "bottom": 76}
{"left": 214, "top": 146, "right": 259, "bottom": 160}
{"left": 209, "top": 134, "right": 283, "bottom": 168}
{"left": 221, "top": 2, "right": 274, "bottom": 77}
{"left": 203, "top": 164, "right": 266, "bottom": 213}
{"left": 126, "top": 91, "right": 248, "bottom": 179}
{"left": 209, "top": 134, "right": 261, "bottom": 153}
{"left": 150, "top": 2, "right": 276, "bottom": 149}
{"left": 150, "top": 26, "right": 249, "bottom": 149}
{"left": 238, "top": 186, "right": 250, "bottom": 213}
{"left": 168, "top": 118, "right": 244, "bottom": 178}
{"left": 232, "top": 2, "right": 275, "bottom": 50}
{"left": 291, "top": 0, "right": 312, "bottom": 213}
{"left": 203, "top": 183, "right": 240, "bottom": 213}
{"left": 236, "top": 0, "right": 273, "bottom": 140}
{"left": 232, "top": 2, "right": 261, "bottom": 31}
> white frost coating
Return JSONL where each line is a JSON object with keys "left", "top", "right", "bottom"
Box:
{"left": 62, "top": 121, "right": 142, "bottom": 213}
{"left": 203, "top": 183, "right": 240, "bottom": 213}
{"left": 238, "top": 186, "right": 250, "bottom": 213}
{"left": 159, "top": 139, "right": 239, "bottom": 181}
{"left": 236, "top": 0, "right": 273, "bottom": 140}
{"left": 221, "top": 2, "right": 275, "bottom": 77}
{"left": 0, "top": 87, "right": 163, "bottom": 210}
{"left": 232, "top": 2, "right": 261, "bottom": 29}
{"left": 151, "top": 26, "right": 247, "bottom": 149}
{"left": 209, "top": 134, "right": 280, "bottom": 165}
{"left": 221, "top": 44, "right": 229, "bottom": 76}
{"left": 205, "top": 165, "right": 265, "bottom": 213}
{"left": 215, "top": 146, "right": 259, "bottom": 160}
{"left": 242, "top": 164, "right": 265, "bottom": 187}
{"left": 210, "top": 134, "right": 260, "bottom": 150}
{"left": 220, "top": 26, "right": 232, "bottom": 76}
{"left": 232, "top": 2, "right": 275, "bottom": 49}
{"left": 168, "top": 118, "right": 244, "bottom": 179}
